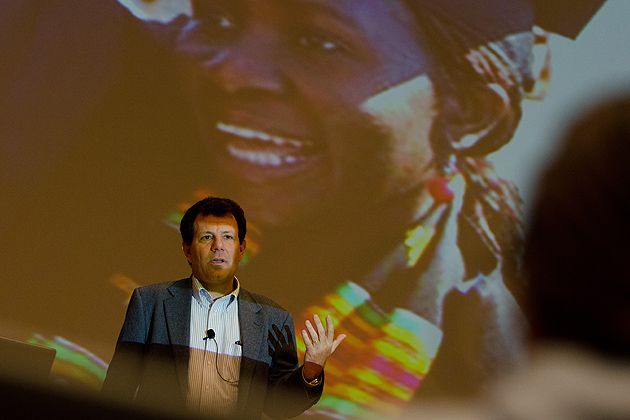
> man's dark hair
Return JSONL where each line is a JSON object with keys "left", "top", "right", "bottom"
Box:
{"left": 180, "top": 197, "right": 247, "bottom": 245}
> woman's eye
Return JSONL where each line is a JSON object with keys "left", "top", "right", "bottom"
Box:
{"left": 184, "top": 8, "right": 235, "bottom": 38}
{"left": 213, "top": 15, "right": 233, "bottom": 29}
{"left": 192, "top": 1, "right": 235, "bottom": 30}
{"left": 177, "top": 9, "right": 236, "bottom": 56}
{"left": 297, "top": 34, "right": 341, "bottom": 52}
{"left": 197, "top": 13, "right": 234, "bottom": 33}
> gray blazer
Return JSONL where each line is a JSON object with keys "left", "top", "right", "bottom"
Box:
{"left": 101, "top": 277, "right": 322, "bottom": 419}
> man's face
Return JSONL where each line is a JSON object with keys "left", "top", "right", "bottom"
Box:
{"left": 183, "top": 214, "right": 246, "bottom": 294}
{"left": 177, "top": 0, "right": 436, "bottom": 225}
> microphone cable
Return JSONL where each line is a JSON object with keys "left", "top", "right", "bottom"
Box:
{"left": 203, "top": 329, "right": 239, "bottom": 384}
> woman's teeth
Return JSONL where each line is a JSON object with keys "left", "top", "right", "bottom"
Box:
{"left": 227, "top": 144, "right": 302, "bottom": 166}
{"left": 217, "top": 122, "right": 308, "bottom": 148}
{"left": 217, "top": 122, "right": 310, "bottom": 166}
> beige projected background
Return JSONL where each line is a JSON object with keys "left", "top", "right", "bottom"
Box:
{"left": 0, "top": 0, "right": 629, "bottom": 418}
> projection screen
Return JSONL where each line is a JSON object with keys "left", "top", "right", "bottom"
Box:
{"left": 1, "top": 0, "right": 629, "bottom": 418}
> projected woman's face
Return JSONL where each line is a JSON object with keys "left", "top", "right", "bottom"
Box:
{"left": 178, "top": 0, "right": 437, "bottom": 224}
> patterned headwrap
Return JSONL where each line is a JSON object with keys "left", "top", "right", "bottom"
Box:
{"left": 407, "top": 0, "right": 605, "bottom": 42}
{"left": 117, "top": 0, "right": 605, "bottom": 40}
{"left": 408, "top": 0, "right": 535, "bottom": 44}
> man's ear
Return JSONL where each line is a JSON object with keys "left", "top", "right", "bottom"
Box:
{"left": 239, "top": 239, "right": 247, "bottom": 261}
{"left": 437, "top": 82, "right": 517, "bottom": 158}
{"left": 182, "top": 241, "right": 192, "bottom": 263}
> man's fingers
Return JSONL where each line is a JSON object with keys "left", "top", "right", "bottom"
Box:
{"left": 305, "top": 320, "right": 318, "bottom": 342}
{"left": 305, "top": 314, "right": 345, "bottom": 351}
{"left": 301, "top": 329, "right": 313, "bottom": 348}
{"left": 331, "top": 334, "right": 346, "bottom": 353}
{"left": 325, "top": 315, "right": 335, "bottom": 339}
{"left": 313, "top": 314, "right": 326, "bottom": 338}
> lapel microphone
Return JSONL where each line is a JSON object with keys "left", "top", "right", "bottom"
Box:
{"left": 202, "top": 328, "right": 239, "bottom": 383}
{"left": 204, "top": 329, "right": 241, "bottom": 346}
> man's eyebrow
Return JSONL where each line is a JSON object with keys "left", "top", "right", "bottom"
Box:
{"left": 197, "top": 228, "right": 235, "bottom": 236}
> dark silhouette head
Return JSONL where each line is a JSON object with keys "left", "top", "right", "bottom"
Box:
{"left": 524, "top": 97, "right": 630, "bottom": 359}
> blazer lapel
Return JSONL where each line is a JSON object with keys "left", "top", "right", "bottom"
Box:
{"left": 236, "top": 289, "right": 263, "bottom": 412}
{"left": 164, "top": 277, "right": 192, "bottom": 399}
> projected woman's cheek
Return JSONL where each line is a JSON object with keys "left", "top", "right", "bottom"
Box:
{"left": 359, "top": 75, "right": 437, "bottom": 196}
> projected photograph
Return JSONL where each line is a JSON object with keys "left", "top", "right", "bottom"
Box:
{"left": 0, "top": 0, "right": 626, "bottom": 418}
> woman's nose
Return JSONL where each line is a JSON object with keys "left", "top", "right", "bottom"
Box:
{"left": 197, "top": 28, "right": 285, "bottom": 96}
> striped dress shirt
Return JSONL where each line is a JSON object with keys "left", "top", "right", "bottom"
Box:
{"left": 187, "top": 276, "right": 242, "bottom": 417}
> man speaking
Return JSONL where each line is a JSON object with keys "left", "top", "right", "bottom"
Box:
{"left": 102, "top": 197, "right": 345, "bottom": 419}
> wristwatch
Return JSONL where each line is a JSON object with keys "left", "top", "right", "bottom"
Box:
{"left": 302, "top": 370, "right": 322, "bottom": 386}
